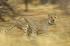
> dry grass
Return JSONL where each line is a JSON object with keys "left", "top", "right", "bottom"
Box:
{"left": 0, "top": 4, "right": 70, "bottom": 46}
